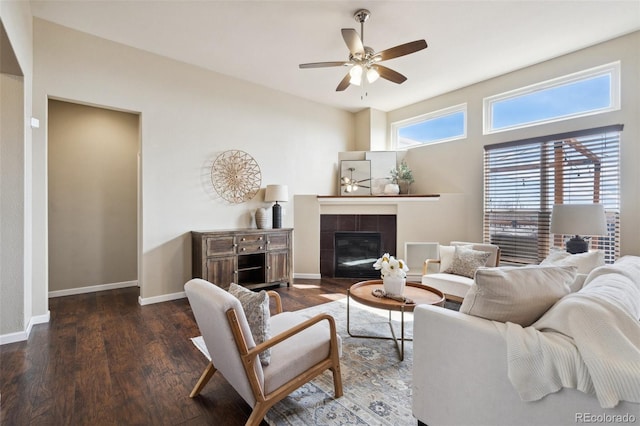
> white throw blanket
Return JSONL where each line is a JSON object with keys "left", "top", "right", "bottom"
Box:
{"left": 501, "top": 256, "right": 640, "bottom": 408}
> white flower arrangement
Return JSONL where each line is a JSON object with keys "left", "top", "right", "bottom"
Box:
{"left": 373, "top": 253, "right": 409, "bottom": 279}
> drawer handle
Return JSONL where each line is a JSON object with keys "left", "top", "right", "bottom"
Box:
{"left": 266, "top": 240, "right": 270, "bottom": 245}
{"left": 241, "top": 247, "right": 246, "bottom": 251}
{"left": 233, "top": 243, "right": 238, "bottom": 248}
{"left": 259, "top": 236, "right": 263, "bottom": 240}
{"left": 267, "top": 266, "right": 271, "bottom": 269}
{"left": 241, "top": 237, "right": 246, "bottom": 242}
{"left": 259, "top": 246, "right": 263, "bottom": 250}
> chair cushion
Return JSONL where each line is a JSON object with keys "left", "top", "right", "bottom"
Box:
{"left": 460, "top": 265, "right": 576, "bottom": 326}
{"left": 422, "top": 272, "right": 474, "bottom": 299}
{"left": 263, "top": 311, "right": 340, "bottom": 394}
{"left": 228, "top": 283, "right": 271, "bottom": 365}
{"left": 443, "top": 246, "right": 491, "bottom": 278}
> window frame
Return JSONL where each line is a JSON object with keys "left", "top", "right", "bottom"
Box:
{"left": 391, "top": 103, "right": 467, "bottom": 150}
{"left": 483, "top": 61, "right": 621, "bottom": 135}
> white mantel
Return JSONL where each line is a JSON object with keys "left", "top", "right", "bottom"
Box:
{"left": 293, "top": 194, "right": 467, "bottom": 279}
{"left": 317, "top": 196, "right": 440, "bottom": 204}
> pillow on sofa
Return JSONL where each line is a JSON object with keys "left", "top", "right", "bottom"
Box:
{"left": 460, "top": 265, "right": 576, "bottom": 326}
{"left": 443, "top": 245, "right": 491, "bottom": 278}
{"left": 541, "top": 249, "right": 605, "bottom": 274}
{"left": 438, "top": 245, "right": 455, "bottom": 272}
{"left": 540, "top": 249, "right": 604, "bottom": 292}
{"left": 228, "top": 283, "right": 271, "bottom": 365}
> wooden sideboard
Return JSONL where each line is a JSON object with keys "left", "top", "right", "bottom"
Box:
{"left": 192, "top": 228, "right": 293, "bottom": 290}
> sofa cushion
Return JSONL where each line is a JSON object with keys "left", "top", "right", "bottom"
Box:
{"left": 422, "top": 272, "right": 474, "bottom": 299}
{"left": 228, "top": 283, "right": 271, "bottom": 365}
{"left": 443, "top": 245, "right": 491, "bottom": 278}
{"left": 460, "top": 265, "right": 576, "bottom": 326}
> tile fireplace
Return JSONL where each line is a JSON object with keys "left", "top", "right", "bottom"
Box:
{"left": 320, "top": 214, "right": 397, "bottom": 278}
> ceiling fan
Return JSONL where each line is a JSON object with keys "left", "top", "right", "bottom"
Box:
{"left": 299, "top": 9, "right": 428, "bottom": 91}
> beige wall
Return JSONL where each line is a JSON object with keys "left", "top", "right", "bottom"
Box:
{"left": 1, "top": 73, "right": 25, "bottom": 333}
{"left": 48, "top": 100, "right": 138, "bottom": 291}
{"left": 32, "top": 19, "right": 354, "bottom": 304}
{"left": 389, "top": 32, "right": 640, "bottom": 256}
{"left": 0, "top": 1, "right": 37, "bottom": 340}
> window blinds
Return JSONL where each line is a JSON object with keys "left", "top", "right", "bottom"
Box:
{"left": 484, "top": 125, "right": 622, "bottom": 264}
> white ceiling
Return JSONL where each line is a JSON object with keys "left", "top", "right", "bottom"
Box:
{"left": 30, "top": 1, "right": 640, "bottom": 113}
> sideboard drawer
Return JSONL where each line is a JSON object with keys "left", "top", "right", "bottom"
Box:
{"left": 237, "top": 233, "right": 265, "bottom": 244}
{"left": 237, "top": 242, "right": 266, "bottom": 254}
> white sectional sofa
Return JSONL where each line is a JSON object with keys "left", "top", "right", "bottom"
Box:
{"left": 412, "top": 256, "right": 640, "bottom": 426}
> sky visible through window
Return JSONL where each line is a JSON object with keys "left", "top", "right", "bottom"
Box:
{"left": 492, "top": 74, "right": 611, "bottom": 130}
{"left": 398, "top": 111, "right": 465, "bottom": 147}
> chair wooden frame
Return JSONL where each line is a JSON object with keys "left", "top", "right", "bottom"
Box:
{"left": 189, "top": 291, "right": 343, "bottom": 426}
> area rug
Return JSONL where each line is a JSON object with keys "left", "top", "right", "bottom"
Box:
{"left": 191, "top": 298, "right": 459, "bottom": 425}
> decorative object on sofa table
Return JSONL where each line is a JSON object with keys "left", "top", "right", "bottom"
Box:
{"left": 373, "top": 253, "right": 409, "bottom": 296}
{"left": 550, "top": 203, "right": 607, "bottom": 254}
{"left": 255, "top": 207, "right": 268, "bottom": 229}
{"left": 264, "top": 184, "right": 288, "bottom": 228}
{"left": 390, "top": 160, "right": 415, "bottom": 194}
{"left": 210, "top": 150, "right": 262, "bottom": 204}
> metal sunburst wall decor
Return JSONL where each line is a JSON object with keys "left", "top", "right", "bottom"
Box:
{"left": 211, "top": 150, "right": 262, "bottom": 204}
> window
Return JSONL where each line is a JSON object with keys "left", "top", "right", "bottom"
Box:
{"left": 483, "top": 125, "right": 622, "bottom": 264}
{"left": 484, "top": 62, "right": 620, "bottom": 134}
{"left": 392, "top": 104, "right": 466, "bottom": 149}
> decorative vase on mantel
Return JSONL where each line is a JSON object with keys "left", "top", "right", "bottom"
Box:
{"left": 383, "top": 275, "right": 406, "bottom": 296}
{"left": 384, "top": 183, "right": 400, "bottom": 195}
{"left": 398, "top": 180, "right": 411, "bottom": 195}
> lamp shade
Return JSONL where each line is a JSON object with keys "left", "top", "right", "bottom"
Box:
{"left": 264, "top": 185, "right": 288, "bottom": 203}
{"left": 550, "top": 204, "right": 607, "bottom": 236}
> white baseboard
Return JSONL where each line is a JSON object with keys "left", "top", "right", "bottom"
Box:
{"left": 48, "top": 280, "right": 138, "bottom": 298}
{"left": 138, "top": 291, "right": 185, "bottom": 306}
{"left": 294, "top": 273, "right": 322, "bottom": 279}
{"left": 0, "top": 310, "right": 50, "bottom": 346}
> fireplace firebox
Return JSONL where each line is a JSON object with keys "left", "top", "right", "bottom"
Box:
{"left": 334, "top": 232, "right": 381, "bottom": 278}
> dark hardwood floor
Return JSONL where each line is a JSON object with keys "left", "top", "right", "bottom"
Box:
{"left": 0, "top": 278, "right": 356, "bottom": 425}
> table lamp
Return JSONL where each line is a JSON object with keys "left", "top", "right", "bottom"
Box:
{"left": 550, "top": 204, "right": 607, "bottom": 254}
{"left": 264, "top": 185, "right": 288, "bottom": 229}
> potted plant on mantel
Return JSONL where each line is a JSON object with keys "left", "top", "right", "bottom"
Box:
{"left": 390, "top": 161, "right": 415, "bottom": 194}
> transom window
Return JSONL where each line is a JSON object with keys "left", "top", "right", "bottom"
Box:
{"left": 483, "top": 125, "right": 622, "bottom": 264}
{"left": 484, "top": 62, "right": 620, "bottom": 134}
{"left": 392, "top": 104, "right": 466, "bottom": 149}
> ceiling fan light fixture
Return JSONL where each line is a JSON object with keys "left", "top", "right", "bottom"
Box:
{"left": 349, "top": 64, "right": 363, "bottom": 85}
{"left": 366, "top": 66, "right": 380, "bottom": 83}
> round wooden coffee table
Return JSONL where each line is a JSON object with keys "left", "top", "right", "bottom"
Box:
{"left": 347, "top": 280, "right": 445, "bottom": 361}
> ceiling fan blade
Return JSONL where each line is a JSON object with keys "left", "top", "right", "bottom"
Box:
{"left": 376, "top": 40, "right": 428, "bottom": 61}
{"left": 341, "top": 28, "right": 365, "bottom": 57}
{"left": 376, "top": 65, "right": 407, "bottom": 84}
{"left": 336, "top": 73, "right": 351, "bottom": 91}
{"left": 299, "top": 61, "right": 348, "bottom": 69}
